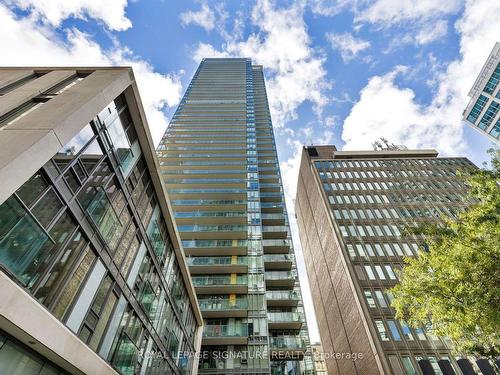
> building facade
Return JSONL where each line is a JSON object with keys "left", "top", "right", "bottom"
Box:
{"left": 295, "top": 145, "right": 488, "bottom": 375}
{"left": 310, "top": 343, "right": 328, "bottom": 375}
{"left": 0, "top": 67, "right": 203, "bottom": 375}
{"left": 157, "top": 58, "right": 314, "bottom": 374}
{"left": 463, "top": 42, "right": 500, "bottom": 144}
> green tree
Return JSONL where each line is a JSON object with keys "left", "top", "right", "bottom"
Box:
{"left": 391, "top": 149, "right": 500, "bottom": 358}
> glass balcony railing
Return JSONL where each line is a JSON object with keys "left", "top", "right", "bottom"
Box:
{"left": 192, "top": 275, "right": 248, "bottom": 286}
{"left": 175, "top": 211, "right": 246, "bottom": 219}
{"left": 261, "top": 203, "right": 284, "bottom": 209}
{"left": 203, "top": 324, "right": 248, "bottom": 337}
{"left": 198, "top": 298, "right": 248, "bottom": 311}
{"left": 187, "top": 256, "right": 248, "bottom": 266}
{"left": 264, "top": 254, "right": 292, "bottom": 263}
{"left": 178, "top": 224, "right": 247, "bottom": 232}
{"left": 182, "top": 239, "right": 247, "bottom": 249}
{"left": 265, "top": 271, "right": 296, "bottom": 280}
{"left": 263, "top": 226, "right": 289, "bottom": 233}
{"left": 267, "top": 312, "right": 303, "bottom": 323}
{"left": 266, "top": 291, "right": 299, "bottom": 301}
{"left": 269, "top": 336, "right": 306, "bottom": 349}
{"left": 261, "top": 214, "right": 285, "bottom": 220}
{"left": 260, "top": 192, "right": 283, "bottom": 198}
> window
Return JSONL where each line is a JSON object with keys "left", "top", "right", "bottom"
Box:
{"left": 364, "top": 266, "right": 376, "bottom": 280}
{"left": 364, "top": 290, "right": 376, "bottom": 308}
{"left": 346, "top": 244, "right": 356, "bottom": 258}
{"left": 374, "top": 290, "right": 387, "bottom": 308}
{"left": 0, "top": 72, "right": 44, "bottom": 96}
{"left": 387, "top": 320, "right": 401, "bottom": 341}
{"left": 401, "top": 357, "right": 417, "bottom": 375}
{"left": 339, "top": 226, "right": 348, "bottom": 237}
{"left": 478, "top": 96, "right": 499, "bottom": 129}
{"left": 467, "top": 94, "right": 488, "bottom": 123}
{"left": 0, "top": 182, "right": 75, "bottom": 288}
{"left": 0, "top": 100, "right": 46, "bottom": 128}
{"left": 400, "top": 321, "right": 414, "bottom": 340}
{"left": 385, "top": 265, "right": 397, "bottom": 280}
{"left": 356, "top": 244, "right": 366, "bottom": 257}
{"left": 374, "top": 265, "right": 386, "bottom": 280}
{"left": 375, "top": 320, "right": 389, "bottom": 341}
{"left": 414, "top": 327, "right": 426, "bottom": 341}
{"left": 484, "top": 62, "right": 500, "bottom": 94}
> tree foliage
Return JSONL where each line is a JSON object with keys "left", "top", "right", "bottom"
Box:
{"left": 391, "top": 149, "right": 500, "bottom": 358}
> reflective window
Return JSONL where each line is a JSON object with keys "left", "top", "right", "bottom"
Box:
{"left": 375, "top": 320, "right": 389, "bottom": 341}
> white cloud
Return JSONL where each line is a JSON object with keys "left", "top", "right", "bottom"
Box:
{"left": 342, "top": 0, "right": 500, "bottom": 155}
{"left": 326, "top": 32, "right": 371, "bottom": 62}
{"left": 5, "top": 0, "right": 131, "bottom": 30}
{"left": 0, "top": 4, "right": 182, "bottom": 145}
{"left": 308, "top": 0, "right": 354, "bottom": 16}
{"left": 415, "top": 19, "right": 448, "bottom": 45}
{"left": 192, "top": 0, "right": 330, "bottom": 128}
{"left": 180, "top": 2, "right": 216, "bottom": 32}
{"left": 356, "top": 0, "right": 462, "bottom": 25}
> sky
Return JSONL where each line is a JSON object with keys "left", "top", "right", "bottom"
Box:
{"left": 1, "top": 0, "right": 498, "bottom": 343}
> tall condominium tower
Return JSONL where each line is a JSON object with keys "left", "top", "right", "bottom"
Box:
{"left": 0, "top": 67, "right": 202, "bottom": 375}
{"left": 463, "top": 42, "right": 500, "bottom": 144}
{"left": 296, "top": 145, "right": 493, "bottom": 375}
{"left": 157, "top": 58, "right": 314, "bottom": 375}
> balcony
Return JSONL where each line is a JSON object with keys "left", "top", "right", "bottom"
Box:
{"left": 266, "top": 291, "right": 300, "bottom": 307}
{"left": 198, "top": 298, "right": 248, "bottom": 318}
{"left": 260, "top": 192, "right": 282, "bottom": 202}
{"left": 174, "top": 210, "right": 247, "bottom": 225}
{"left": 192, "top": 275, "right": 248, "bottom": 294}
{"left": 178, "top": 224, "right": 247, "bottom": 240}
{"left": 260, "top": 202, "right": 284, "bottom": 213}
{"left": 263, "top": 239, "right": 292, "bottom": 254}
{"left": 267, "top": 312, "right": 303, "bottom": 330}
{"left": 188, "top": 256, "right": 248, "bottom": 274}
{"left": 202, "top": 324, "right": 248, "bottom": 345}
{"left": 261, "top": 213, "right": 286, "bottom": 226}
{"left": 264, "top": 254, "right": 293, "bottom": 270}
{"left": 182, "top": 239, "right": 247, "bottom": 256}
{"left": 262, "top": 226, "right": 288, "bottom": 239}
{"left": 265, "top": 271, "right": 296, "bottom": 288}
{"left": 269, "top": 336, "right": 307, "bottom": 359}
{"left": 259, "top": 183, "right": 281, "bottom": 193}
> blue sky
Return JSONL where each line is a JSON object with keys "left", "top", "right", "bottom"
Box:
{"left": 1, "top": 0, "right": 499, "bottom": 342}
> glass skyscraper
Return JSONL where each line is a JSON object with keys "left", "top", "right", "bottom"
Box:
{"left": 463, "top": 42, "right": 500, "bottom": 144}
{"left": 0, "top": 67, "right": 202, "bottom": 375}
{"left": 295, "top": 145, "right": 495, "bottom": 375}
{"left": 157, "top": 58, "right": 314, "bottom": 374}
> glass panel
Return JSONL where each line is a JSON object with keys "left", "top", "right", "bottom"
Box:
{"left": 387, "top": 320, "right": 402, "bottom": 341}
{"left": 15, "top": 172, "right": 48, "bottom": 208}
{"left": 401, "top": 357, "right": 417, "bottom": 375}
{"left": 375, "top": 320, "right": 389, "bottom": 341}
{"left": 0, "top": 197, "right": 52, "bottom": 286}
{"left": 35, "top": 231, "right": 87, "bottom": 306}
{"left": 364, "top": 290, "right": 376, "bottom": 308}
{"left": 86, "top": 188, "right": 122, "bottom": 249}
{"left": 53, "top": 124, "right": 95, "bottom": 172}
{"left": 52, "top": 246, "right": 95, "bottom": 319}
{"left": 0, "top": 340, "right": 43, "bottom": 375}
{"left": 112, "top": 333, "right": 137, "bottom": 375}
{"left": 31, "top": 188, "right": 63, "bottom": 229}
{"left": 80, "top": 138, "right": 104, "bottom": 174}
{"left": 400, "top": 321, "right": 414, "bottom": 340}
